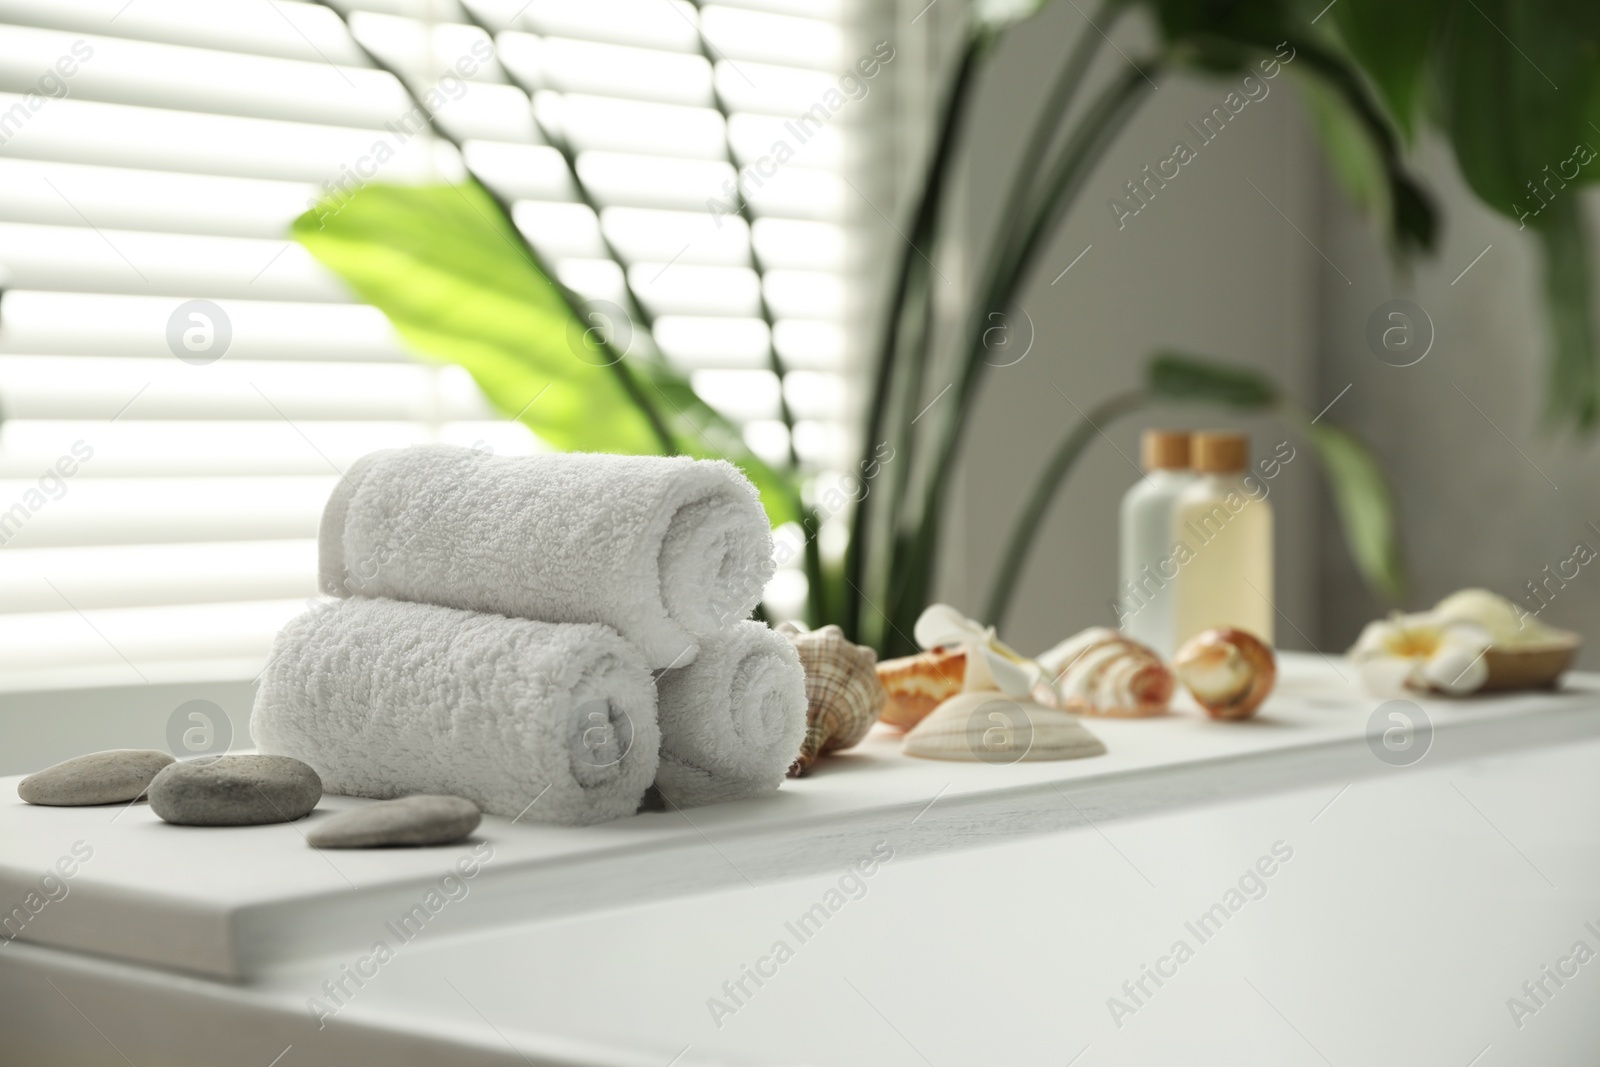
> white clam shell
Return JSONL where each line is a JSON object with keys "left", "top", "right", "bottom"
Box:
{"left": 902, "top": 691, "right": 1106, "bottom": 763}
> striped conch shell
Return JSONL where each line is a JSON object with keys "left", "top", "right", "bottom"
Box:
{"left": 1036, "top": 628, "right": 1173, "bottom": 717}
{"left": 778, "top": 623, "right": 886, "bottom": 776}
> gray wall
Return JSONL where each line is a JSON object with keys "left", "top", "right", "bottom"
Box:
{"left": 938, "top": 5, "right": 1324, "bottom": 657}
{"left": 1318, "top": 138, "right": 1600, "bottom": 664}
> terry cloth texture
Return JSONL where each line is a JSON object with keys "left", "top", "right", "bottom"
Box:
{"left": 654, "top": 620, "right": 808, "bottom": 806}
{"left": 318, "top": 446, "right": 774, "bottom": 668}
{"left": 251, "top": 596, "right": 659, "bottom": 825}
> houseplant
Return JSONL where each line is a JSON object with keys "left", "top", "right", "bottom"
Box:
{"left": 297, "top": 0, "right": 1598, "bottom": 656}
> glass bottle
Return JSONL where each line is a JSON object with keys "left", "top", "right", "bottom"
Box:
{"left": 1171, "top": 431, "right": 1274, "bottom": 648}
{"left": 1117, "top": 430, "right": 1196, "bottom": 658}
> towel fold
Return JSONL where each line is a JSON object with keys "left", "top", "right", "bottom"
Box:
{"left": 318, "top": 446, "right": 774, "bottom": 668}
{"left": 654, "top": 620, "right": 808, "bottom": 807}
{"left": 250, "top": 597, "right": 659, "bottom": 825}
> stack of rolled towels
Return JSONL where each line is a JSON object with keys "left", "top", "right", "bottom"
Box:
{"left": 250, "top": 446, "right": 808, "bottom": 826}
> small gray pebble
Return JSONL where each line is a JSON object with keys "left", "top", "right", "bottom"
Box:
{"left": 148, "top": 756, "right": 321, "bottom": 826}
{"left": 19, "top": 749, "right": 176, "bottom": 806}
{"left": 307, "top": 795, "right": 481, "bottom": 849}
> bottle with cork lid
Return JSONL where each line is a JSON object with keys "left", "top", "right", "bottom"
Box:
{"left": 1171, "top": 430, "right": 1274, "bottom": 647}
{"left": 1117, "top": 430, "right": 1198, "bottom": 657}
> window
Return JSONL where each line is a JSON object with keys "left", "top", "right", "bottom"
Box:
{"left": 0, "top": 0, "right": 886, "bottom": 687}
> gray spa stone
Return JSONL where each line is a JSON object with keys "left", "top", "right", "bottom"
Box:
{"left": 148, "top": 755, "right": 322, "bottom": 826}
{"left": 18, "top": 749, "right": 176, "bottom": 806}
{"left": 307, "top": 795, "right": 481, "bottom": 849}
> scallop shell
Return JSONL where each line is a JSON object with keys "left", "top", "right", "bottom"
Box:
{"left": 902, "top": 691, "right": 1106, "bottom": 762}
{"left": 876, "top": 647, "right": 967, "bottom": 730}
{"left": 1174, "top": 627, "right": 1276, "bottom": 720}
{"left": 1036, "top": 628, "right": 1173, "bottom": 717}
{"left": 778, "top": 623, "right": 886, "bottom": 776}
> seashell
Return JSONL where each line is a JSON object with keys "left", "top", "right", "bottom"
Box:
{"left": 778, "top": 623, "right": 887, "bottom": 776}
{"left": 876, "top": 647, "right": 967, "bottom": 730}
{"left": 1174, "top": 627, "right": 1276, "bottom": 720}
{"left": 902, "top": 691, "right": 1106, "bottom": 763}
{"left": 1036, "top": 628, "right": 1173, "bottom": 717}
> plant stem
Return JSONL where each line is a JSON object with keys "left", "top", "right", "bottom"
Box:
{"left": 981, "top": 0, "right": 1120, "bottom": 297}
{"left": 983, "top": 389, "right": 1148, "bottom": 627}
{"left": 675, "top": 1, "right": 820, "bottom": 622}
{"left": 844, "top": 31, "right": 989, "bottom": 642}
{"left": 316, "top": 0, "right": 679, "bottom": 454}
{"left": 455, "top": 8, "right": 658, "bottom": 338}
{"left": 877, "top": 5, "right": 1116, "bottom": 641}
{"left": 887, "top": 62, "right": 1158, "bottom": 649}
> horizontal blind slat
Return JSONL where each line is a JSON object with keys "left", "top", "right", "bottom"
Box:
{"left": 0, "top": 0, "right": 363, "bottom": 65}
{"left": 0, "top": 475, "right": 335, "bottom": 548}
{"left": 0, "top": 540, "right": 318, "bottom": 613}
{"left": 0, "top": 293, "right": 411, "bottom": 361}
{"left": 0, "top": 420, "right": 538, "bottom": 476}
{"left": 0, "top": 355, "right": 498, "bottom": 421}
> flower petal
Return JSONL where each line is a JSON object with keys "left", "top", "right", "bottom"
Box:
{"left": 1349, "top": 619, "right": 1400, "bottom": 659}
{"left": 1358, "top": 654, "right": 1417, "bottom": 696}
{"left": 1418, "top": 642, "right": 1489, "bottom": 695}
{"left": 914, "top": 603, "right": 985, "bottom": 651}
{"left": 982, "top": 644, "right": 1039, "bottom": 696}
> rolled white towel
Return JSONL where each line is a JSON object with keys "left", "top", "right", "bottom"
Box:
{"left": 654, "top": 621, "right": 808, "bottom": 807}
{"left": 319, "top": 445, "right": 775, "bottom": 668}
{"left": 250, "top": 597, "right": 659, "bottom": 826}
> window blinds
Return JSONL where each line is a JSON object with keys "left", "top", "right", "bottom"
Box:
{"left": 0, "top": 0, "right": 880, "bottom": 687}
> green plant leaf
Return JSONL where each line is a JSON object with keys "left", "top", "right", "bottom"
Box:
{"left": 1283, "top": 39, "right": 1437, "bottom": 256}
{"left": 1432, "top": 0, "right": 1600, "bottom": 429}
{"left": 1295, "top": 67, "right": 1389, "bottom": 218}
{"left": 292, "top": 180, "right": 796, "bottom": 525}
{"left": 1295, "top": 417, "right": 1406, "bottom": 602}
{"left": 1330, "top": 0, "right": 1445, "bottom": 141}
{"left": 1147, "top": 351, "right": 1280, "bottom": 407}
{"left": 1537, "top": 196, "right": 1600, "bottom": 430}
{"left": 1435, "top": 0, "right": 1600, "bottom": 219}
{"left": 1137, "top": 0, "right": 1438, "bottom": 255}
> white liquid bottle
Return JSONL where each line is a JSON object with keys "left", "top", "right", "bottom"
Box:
{"left": 1171, "top": 431, "right": 1274, "bottom": 648}
{"left": 1118, "top": 430, "right": 1196, "bottom": 658}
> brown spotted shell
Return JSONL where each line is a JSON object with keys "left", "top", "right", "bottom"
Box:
{"left": 1174, "top": 627, "right": 1276, "bottom": 720}
{"left": 778, "top": 623, "right": 886, "bottom": 775}
{"left": 876, "top": 646, "right": 967, "bottom": 730}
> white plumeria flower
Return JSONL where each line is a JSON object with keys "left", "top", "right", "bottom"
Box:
{"left": 1349, "top": 611, "right": 1494, "bottom": 696}
{"left": 913, "top": 603, "right": 1042, "bottom": 697}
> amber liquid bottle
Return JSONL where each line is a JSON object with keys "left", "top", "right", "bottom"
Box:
{"left": 1171, "top": 431, "right": 1274, "bottom": 647}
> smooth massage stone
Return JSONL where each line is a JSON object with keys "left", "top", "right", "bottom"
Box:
{"left": 148, "top": 755, "right": 322, "bottom": 826}
{"left": 306, "top": 795, "right": 481, "bottom": 849}
{"left": 18, "top": 749, "right": 176, "bottom": 806}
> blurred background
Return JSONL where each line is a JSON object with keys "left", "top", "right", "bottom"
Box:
{"left": 0, "top": 0, "right": 1595, "bottom": 770}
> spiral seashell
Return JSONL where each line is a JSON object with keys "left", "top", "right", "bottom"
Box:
{"left": 876, "top": 647, "right": 966, "bottom": 730}
{"left": 1173, "top": 627, "right": 1276, "bottom": 720}
{"left": 778, "top": 623, "right": 886, "bottom": 776}
{"left": 1036, "top": 628, "right": 1173, "bottom": 717}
